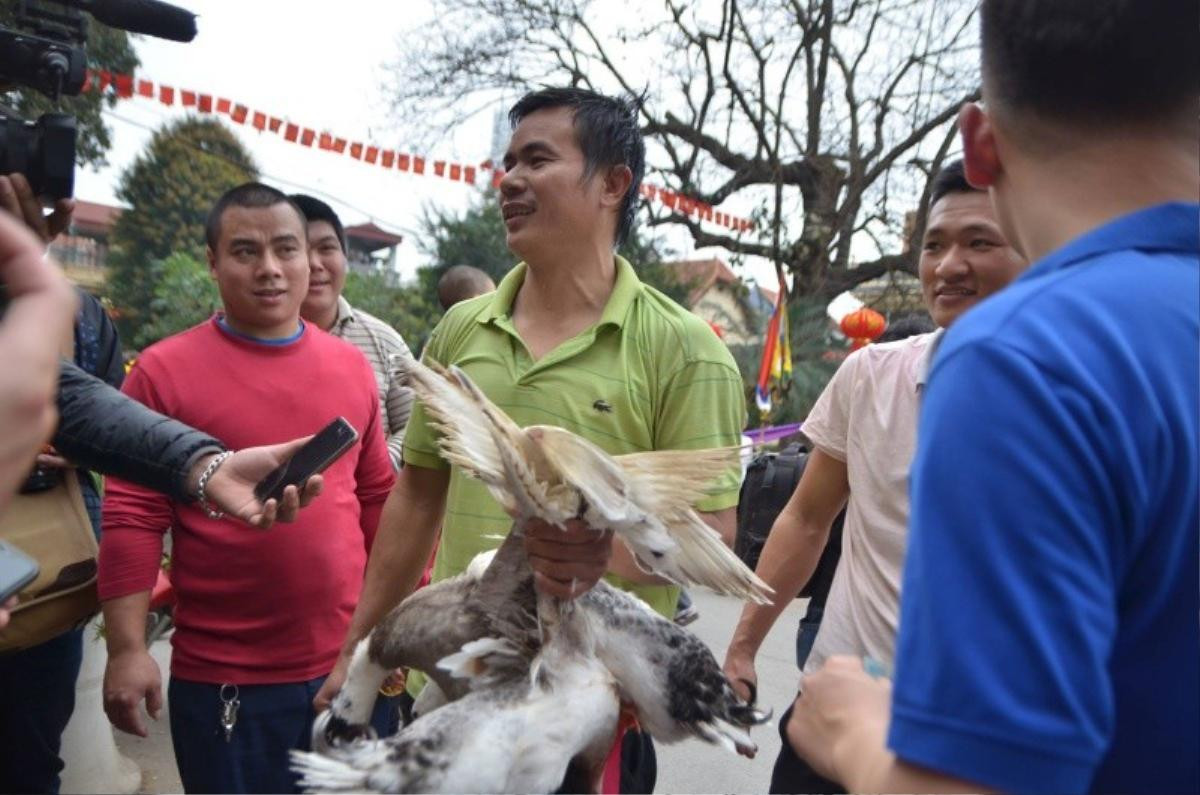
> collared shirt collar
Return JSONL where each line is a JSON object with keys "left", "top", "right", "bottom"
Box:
{"left": 916, "top": 328, "right": 945, "bottom": 392}
{"left": 1014, "top": 202, "right": 1199, "bottom": 288}
{"left": 478, "top": 255, "right": 642, "bottom": 328}
{"left": 332, "top": 295, "right": 357, "bottom": 330}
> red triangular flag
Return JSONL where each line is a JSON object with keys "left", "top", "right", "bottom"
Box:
{"left": 350, "top": 142, "right": 363, "bottom": 159}
{"left": 159, "top": 85, "right": 175, "bottom": 105}
{"left": 433, "top": 160, "right": 446, "bottom": 177}
{"left": 300, "top": 128, "right": 315, "bottom": 147}
{"left": 365, "top": 146, "right": 379, "bottom": 164}
{"left": 231, "top": 104, "right": 248, "bottom": 124}
{"left": 252, "top": 111, "right": 266, "bottom": 131}
{"left": 413, "top": 157, "right": 426, "bottom": 174}
{"left": 491, "top": 170, "right": 503, "bottom": 188}
{"left": 381, "top": 150, "right": 395, "bottom": 168}
{"left": 284, "top": 123, "right": 299, "bottom": 142}
{"left": 136, "top": 79, "right": 153, "bottom": 98}
{"left": 318, "top": 132, "right": 333, "bottom": 150}
{"left": 181, "top": 90, "right": 196, "bottom": 106}
{"left": 198, "top": 94, "right": 213, "bottom": 113}
{"left": 449, "top": 164, "right": 462, "bottom": 181}
{"left": 464, "top": 166, "right": 476, "bottom": 184}
{"left": 216, "top": 97, "right": 231, "bottom": 114}
{"left": 333, "top": 138, "right": 347, "bottom": 154}
{"left": 269, "top": 117, "right": 283, "bottom": 133}
{"left": 397, "top": 154, "right": 410, "bottom": 171}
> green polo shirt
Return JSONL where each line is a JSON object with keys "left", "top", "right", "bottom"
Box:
{"left": 404, "top": 256, "right": 745, "bottom": 621}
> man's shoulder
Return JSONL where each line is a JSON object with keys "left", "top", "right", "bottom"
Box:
{"left": 344, "top": 305, "right": 410, "bottom": 350}
{"left": 629, "top": 283, "right": 738, "bottom": 369}
{"left": 135, "top": 319, "right": 215, "bottom": 367}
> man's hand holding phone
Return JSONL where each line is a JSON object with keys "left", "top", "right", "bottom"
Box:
{"left": 189, "top": 439, "right": 326, "bottom": 529}
{"left": 191, "top": 418, "right": 359, "bottom": 529}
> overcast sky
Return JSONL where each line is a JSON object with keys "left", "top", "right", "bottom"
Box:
{"left": 73, "top": 0, "right": 777, "bottom": 285}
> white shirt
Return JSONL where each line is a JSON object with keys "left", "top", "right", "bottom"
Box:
{"left": 800, "top": 332, "right": 938, "bottom": 673}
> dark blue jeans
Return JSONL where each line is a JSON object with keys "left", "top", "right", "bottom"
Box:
{"left": 169, "top": 676, "right": 400, "bottom": 794}
{"left": 0, "top": 629, "right": 85, "bottom": 794}
{"left": 796, "top": 602, "right": 824, "bottom": 669}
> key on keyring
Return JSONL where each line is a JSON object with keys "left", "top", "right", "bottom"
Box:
{"left": 219, "top": 684, "right": 240, "bottom": 743}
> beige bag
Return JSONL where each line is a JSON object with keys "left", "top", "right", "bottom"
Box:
{"left": 0, "top": 457, "right": 100, "bottom": 654}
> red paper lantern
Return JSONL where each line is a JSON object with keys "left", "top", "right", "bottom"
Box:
{"left": 839, "top": 307, "right": 887, "bottom": 349}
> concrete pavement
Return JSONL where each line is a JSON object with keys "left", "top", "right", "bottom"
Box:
{"left": 114, "top": 590, "right": 807, "bottom": 794}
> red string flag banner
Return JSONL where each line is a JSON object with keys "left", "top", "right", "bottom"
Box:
{"left": 85, "top": 68, "right": 757, "bottom": 233}
{"left": 115, "top": 73, "right": 133, "bottom": 98}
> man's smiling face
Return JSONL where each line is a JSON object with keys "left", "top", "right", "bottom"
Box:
{"left": 918, "top": 190, "right": 1027, "bottom": 328}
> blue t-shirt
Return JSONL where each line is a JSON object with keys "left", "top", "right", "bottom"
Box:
{"left": 890, "top": 203, "right": 1199, "bottom": 794}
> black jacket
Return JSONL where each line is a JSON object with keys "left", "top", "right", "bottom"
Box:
{"left": 53, "top": 360, "right": 224, "bottom": 502}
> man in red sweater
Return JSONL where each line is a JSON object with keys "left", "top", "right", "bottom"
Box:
{"left": 97, "top": 183, "right": 396, "bottom": 794}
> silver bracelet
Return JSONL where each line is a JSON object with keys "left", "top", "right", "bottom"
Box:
{"left": 196, "top": 451, "right": 234, "bottom": 520}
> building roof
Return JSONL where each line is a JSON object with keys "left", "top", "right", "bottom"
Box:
{"left": 71, "top": 200, "right": 124, "bottom": 234}
{"left": 665, "top": 257, "right": 740, "bottom": 307}
{"left": 345, "top": 221, "right": 403, "bottom": 251}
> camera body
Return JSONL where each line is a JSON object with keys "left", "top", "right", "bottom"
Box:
{"left": 0, "top": 1, "right": 91, "bottom": 200}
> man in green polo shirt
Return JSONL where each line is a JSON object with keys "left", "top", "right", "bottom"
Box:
{"left": 317, "top": 87, "right": 746, "bottom": 792}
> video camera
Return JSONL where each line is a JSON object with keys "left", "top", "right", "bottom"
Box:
{"left": 0, "top": 0, "right": 197, "bottom": 200}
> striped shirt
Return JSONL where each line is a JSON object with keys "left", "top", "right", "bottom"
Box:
{"left": 330, "top": 296, "right": 414, "bottom": 469}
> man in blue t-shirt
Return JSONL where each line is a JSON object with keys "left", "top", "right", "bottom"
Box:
{"left": 784, "top": 1, "right": 1199, "bottom": 793}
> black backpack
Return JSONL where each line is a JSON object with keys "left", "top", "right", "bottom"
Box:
{"left": 734, "top": 442, "right": 844, "bottom": 604}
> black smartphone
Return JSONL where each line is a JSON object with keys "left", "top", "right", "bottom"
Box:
{"left": 0, "top": 540, "right": 39, "bottom": 606}
{"left": 252, "top": 417, "right": 360, "bottom": 504}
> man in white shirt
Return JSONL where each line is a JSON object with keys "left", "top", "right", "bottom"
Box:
{"left": 721, "top": 160, "right": 1026, "bottom": 792}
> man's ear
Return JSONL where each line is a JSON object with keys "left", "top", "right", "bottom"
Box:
{"left": 206, "top": 246, "right": 217, "bottom": 279}
{"left": 959, "top": 103, "right": 1002, "bottom": 189}
{"left": 601, "top": 165, "right": 633, "bottom": 208}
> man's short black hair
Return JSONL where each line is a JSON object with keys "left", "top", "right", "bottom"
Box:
{"left": 205, "top": 182, "right": 305, "bottom": 250}
{"left": 508, "top": 87, "right": 646, "bottom": 247}
{"left": 437, "top": 265, "right": 496, "bottom": 311}
{"left": 928, "top": 159, "right": 978, "bottom": 207}
{"left": 877, "top": 312, "right": 937, "bottom": 343}
{"left": 290, "top": 194, "right": 347, "bottom": 253}
{"left": 981, "top": 0, "right": 1199, "bottom": 126}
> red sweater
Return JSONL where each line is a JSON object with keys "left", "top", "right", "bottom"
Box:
{"left": 98, "top": 317, "right": 395, "bottom": 684}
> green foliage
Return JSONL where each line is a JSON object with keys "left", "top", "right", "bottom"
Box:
{"left": 342, "top": 270, "right": 438, "bottom": 349}
{"left": 108, "top": 117, "right": 258, "bottom": 340}
{"left": 416, "top": 188, "right": 687, "bottom": 306}
{"left": 0, "top": 1, "right": 139, "bottom": 167}
{"left": 133, "top": 252, "right": 220, "bottom": 349}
